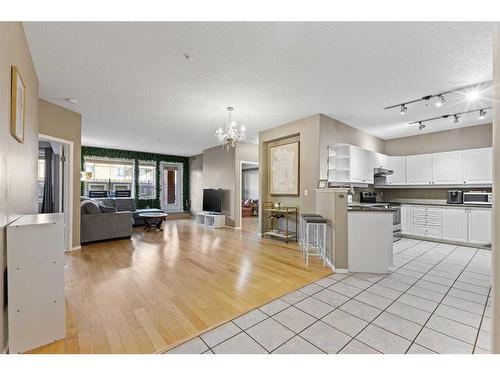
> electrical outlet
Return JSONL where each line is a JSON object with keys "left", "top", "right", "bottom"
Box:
{"left": 304, "top": 189, "right": 309, "bottom": 196}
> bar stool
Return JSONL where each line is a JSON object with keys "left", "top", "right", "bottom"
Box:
{"left": 299, "top": 213, "right": 322, "bottom": 255}
{"left": 303, "top": 216, "right": 327, "bottom": 266}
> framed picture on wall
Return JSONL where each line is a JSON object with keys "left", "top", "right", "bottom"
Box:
{"left": 270, "top": 141, "right": 299, "bottom": 195}
{"left": 10, "top": 65, "right": 25, "bottom": 143}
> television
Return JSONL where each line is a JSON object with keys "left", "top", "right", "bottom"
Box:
{"left": 203, "top": 189, "right": 223, "bottom": 213}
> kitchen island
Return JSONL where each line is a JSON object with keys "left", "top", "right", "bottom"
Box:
{"left": 347, "top": 205, "right": 394, "bottom": 273}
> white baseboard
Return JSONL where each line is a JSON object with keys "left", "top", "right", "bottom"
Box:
{"left": 333, "top": 268, "right": 349, "bottom": 274}
{"left": 2, "top": 341, "right": 8, "bottom": 354}
{"left": 66, "top": 245, "right": 81, "bottom": 252}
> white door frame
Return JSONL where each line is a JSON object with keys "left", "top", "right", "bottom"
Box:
{"left": 239, "top": 160, "right": 259, "bottom": 229}
{"left": 160, "top": 161, "right": 184, "bottom": 212}
{"left": 39, "top": 134, "right": 74, "bottom": 252}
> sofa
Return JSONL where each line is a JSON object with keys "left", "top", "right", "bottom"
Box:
{"left": 80, "top": 198, "right": 133, "bottom": 244}
{"left": 96, "top": 198, "right": 165, "bottom": 227}
{"left": 242, "top": 199, "right": 258, "bottom": 217}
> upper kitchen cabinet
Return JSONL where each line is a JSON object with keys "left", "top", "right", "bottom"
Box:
{"left": 350, "top": 146, "right": 374, "bottom": 184}
{"left": 385, "top": 156, "right": 406, "bottom": 185}
{"left": 432, "top": 151, "right": 463, "bottom": 185}
{"left": 373, "top": 152, "right": 387, "bottom": 169}
{"left": 406, "top": 154, "right": 433, "bottom": 185}
{"left": 328, "top": 144, "right": 374, "bottom": 185}
{"left": 463, "top": 148, "right": 492, "bottom": 185}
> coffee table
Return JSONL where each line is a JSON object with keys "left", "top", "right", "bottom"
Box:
{"left": 138, "top": 212, "right": 168, "bottom": 231}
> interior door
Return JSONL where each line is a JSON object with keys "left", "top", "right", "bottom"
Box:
{"left": 161, "top": 163, "right": 183, "bottom": 212}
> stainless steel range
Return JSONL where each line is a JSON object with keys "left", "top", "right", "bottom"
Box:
{"left": 359, "top": 192, "right": 401, "bottom": 242}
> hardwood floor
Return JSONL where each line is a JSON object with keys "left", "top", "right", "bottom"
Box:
{"left": 28, "top": 219, "right": 331, "bottom": 354}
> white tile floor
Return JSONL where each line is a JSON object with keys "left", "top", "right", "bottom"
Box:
{"left": 165, "top": 239, "right": 492, "bottom": 354}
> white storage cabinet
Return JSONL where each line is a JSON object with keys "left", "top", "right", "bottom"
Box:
{"left": 7, "top": 213, "right": 65, "bottom": 354}
{"left": 196, "top": 212, "right": 226, "bottom": 228}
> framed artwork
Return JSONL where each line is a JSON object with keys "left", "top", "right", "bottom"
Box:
{"left": 270, "top": 141, "right": 299, "bottom": 195}
{"left": 317, "top": 179, "right": 328, "bottom": 188}
{"left": 10, "top": 65, "right": 25, "bottom": 143}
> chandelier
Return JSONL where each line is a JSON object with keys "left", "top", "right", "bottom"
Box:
{"left": 215, "top": 106, "right": 246, "bottom": 150}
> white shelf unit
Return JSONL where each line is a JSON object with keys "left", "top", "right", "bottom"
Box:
{"left": 327, "top": 144, "right": 351, "bottom": 184}
{"left": 6, "top": 213, "right": 65, "bottom": 354}
{"left": 196, "top": 212, "right": 226, "bottom": 228}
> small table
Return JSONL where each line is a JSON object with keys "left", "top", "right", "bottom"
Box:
{"left": 139, "top": 212, "right": 168, "bottom": 231}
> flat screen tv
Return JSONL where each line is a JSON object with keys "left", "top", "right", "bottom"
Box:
{"left": 203, "top": 189, "right": 223, "bottom": 213}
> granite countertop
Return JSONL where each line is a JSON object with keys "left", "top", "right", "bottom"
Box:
{"left": 348, "top": 204, "right": 397, "bottom": 212}
{"left": 389, "top": 199, "right": 492, "bottom": 208}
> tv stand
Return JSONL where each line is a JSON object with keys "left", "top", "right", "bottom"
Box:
{"left": 196, "top": 212, "right": 225, "bottom": 228}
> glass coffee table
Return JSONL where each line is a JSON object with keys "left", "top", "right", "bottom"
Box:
{"left": 138, "top": 212, "right": 168, "bottom": 231}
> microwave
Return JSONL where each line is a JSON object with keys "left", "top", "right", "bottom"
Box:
{"left": 463, "top": 192, "right": 492, "bottom": 205}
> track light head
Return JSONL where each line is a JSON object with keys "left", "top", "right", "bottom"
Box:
{"left": 453, "top": 114, "right": 460, "bottom": 124}
{"left": 435, "top": 95, "right": 446, "bottom": 107}
{"left": 400, "top": 104, "right": 407, "bottom": 115}
{"left": 479, "top": 109, "right": 487, "bottom": 120}
{"left": 418, "top": 122, "right": 425, "bottom": 130}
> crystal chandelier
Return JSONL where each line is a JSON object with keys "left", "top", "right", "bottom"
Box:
{"left": 215, "top": 107, "right": 246, "bottom": 150}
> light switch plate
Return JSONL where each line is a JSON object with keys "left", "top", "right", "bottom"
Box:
{"left": 304, "top": 189, "right": 309, "bottom": 196}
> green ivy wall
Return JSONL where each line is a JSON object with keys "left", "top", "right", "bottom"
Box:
{"left": 81, "top": 146, "right": 190, "bottom": 211}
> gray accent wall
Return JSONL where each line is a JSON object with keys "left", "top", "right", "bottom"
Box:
{"left": 0, "top": 22, "right": 39, "bottom": 351}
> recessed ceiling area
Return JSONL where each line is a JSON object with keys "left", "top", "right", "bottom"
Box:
{"left": 23, "top": 22, "right": 493, "bottom": 156}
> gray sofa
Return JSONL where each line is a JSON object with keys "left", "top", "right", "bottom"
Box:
{"left": 80, "top": 198, "right": 133, "bottom": 244}
{"left": 97, "top": 198, "right": 165, "bottom": 226}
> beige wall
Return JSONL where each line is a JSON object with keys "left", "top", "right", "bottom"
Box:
{"left": 260, "top": 114, "right": 321, "bottom": 221}
{"left": 384, "top": 123, "right": 492, "bottom": 156}
{"left": 202, "top": 145, "right": 236, "bottom": 226}
{"left": 39, "top": 99, "right": 82, "bottom": 249}
{"left": 319, "top": 114, "right": 385, "bottom": 179}
{"left": 189, "top": 154, "right": 203, "bottom": 215}
{"left": 0, "top": 22, "right": 39, "bottom": 351}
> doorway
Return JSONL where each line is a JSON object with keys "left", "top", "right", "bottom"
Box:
{"left": 160, "top": 162, "right": 184, "bottom": 212}
{"left": 240, "top": 161, "right": 259, "bottom": 233}
{"left": 38, "top": 134, "right": 73, "bottom": 251}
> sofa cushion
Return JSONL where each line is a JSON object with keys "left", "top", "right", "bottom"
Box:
{"left": 114, "top": 198, "right": 136, "bottom": 212}
{"left": 99, "top": 198, "right": 116, "bottom": 208}
{"left": 81, "top": 199, "right": 100, "bottom": 214}
{"left": 99, "top": 204, "right": 117, "bottom": 213}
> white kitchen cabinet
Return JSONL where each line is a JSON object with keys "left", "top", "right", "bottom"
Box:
{"left": 385, "top": 156, "right": 406, "bottom": 185}
{"left": 374, "top": 152, "right": 387, "bottom": 169}
{"left": 350, "top": 146, "right": 374, "bottom": 184}
{"left": 411, "top": 205, "right": 442, "bottom": 239}
{"left": 406, "top": 154, "right": 433, "bottom": 185}
{"left": 463, "top": 148, "right": 492, "bottom": 185}
{"left": 401, "top": 204, "right": 413, "bottom": 235}
{"left": 442, "top": 207, "right": 468, "bottom": 242}
{"left": 433, "top": 151, "right": 463, "bottom": 185}
{"left": 467, "top": 207, "right": 492, "bottom": 245}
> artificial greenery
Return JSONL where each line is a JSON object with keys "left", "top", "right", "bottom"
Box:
{"left": 81, "top": 146, "right": 190, "bottom": 211}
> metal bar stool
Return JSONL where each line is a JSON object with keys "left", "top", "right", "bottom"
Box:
{"left": 303, "top": 216, "right": 327, "bottom": 266}
{"left": 299, "top": 213, "right": 323, "bottom": 255}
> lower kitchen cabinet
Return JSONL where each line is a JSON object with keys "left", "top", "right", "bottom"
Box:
{"left": 442, "top": 207, "right": 468, "bottom": 242}
{"left": 467, "top": 207, "right": 492, "bottom": 246}
{"left": 402, "top": 204, "right": 491, "bottom": 247}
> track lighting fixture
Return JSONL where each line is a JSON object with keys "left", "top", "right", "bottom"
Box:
{"left": 409, "top": 106, "right": 491, "bottom": 129}
{"left": 479, "top": 109, "right": 487, "bottom": 120}
{"left": 400, "top": 104, "right": 407, "bottom": 115}
{"left": 384, "top": 80, "right": 490, "bottom": 112}
{"left": 418, "top": 122, "right": 425, "bottom": 130}
{"left": 435, "top": 95, "right": 446, "bottom": 107}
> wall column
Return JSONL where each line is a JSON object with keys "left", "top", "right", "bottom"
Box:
{"left": 492, "top": 22, "right": 500, "bottom": 353}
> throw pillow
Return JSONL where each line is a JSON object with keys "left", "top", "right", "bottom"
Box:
{"left": 99, "top": 204, "right": 117, "bottom": 213}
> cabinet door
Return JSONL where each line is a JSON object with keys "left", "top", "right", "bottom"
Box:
{"left": 463, "top": 148, "right": 492, "bottom": 184}
{"left": 374, "top": 152, "right": 387, "bottom": 169}
{"left": 350, "top": 147, "right": 373, "bottom": 184}
{"left": 433, "top": 151, "right": 463, "bottom": 185}
{"left": 442, "top": 207, "right": 468, "bottom": 242}
{"left": 406, "top": 154, "right": 432, "bottom": 185}
{"left": 468, "top": 208, "right": 492, "bottom": 245}
{"left": 386, "top": 156, "right": 406, "bottom": 185}
{"left": 401, "top": 204, "right": 413, "bottom": 235}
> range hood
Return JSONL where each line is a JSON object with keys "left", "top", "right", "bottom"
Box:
{"left": 373, "top": 167, "right": 394, "bottom": 177}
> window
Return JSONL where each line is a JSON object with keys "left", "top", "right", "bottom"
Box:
{"left": 84, "top": 158, "right": 134, "bottom": 196}
{"left": 37, "top": 158, "right": 45, "bottom": 202}
{"left": 138, "top": 162, "right": 156, "bottom": 199}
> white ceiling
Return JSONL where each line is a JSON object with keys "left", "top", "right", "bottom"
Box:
{"left": 24, "top": 22, "right": 493, "bottom": 156}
